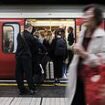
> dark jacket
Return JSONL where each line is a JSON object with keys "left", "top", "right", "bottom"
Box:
{"left": 68, "top": 32, "right": 75, "bottom": 45}
{"left": 50, "top": 36, "right": 67, "bottom": 60}
{"left": 31, "top": 36, "right": 47, "bottom": 58}
{"left": 50, "top": 38, "right": 57, "bottom": 60}
{"left": 43, "top": 39, "right": 51, "bottom": 57}
{"left": 16, "top": 31, "right": 31, "bottom": 57}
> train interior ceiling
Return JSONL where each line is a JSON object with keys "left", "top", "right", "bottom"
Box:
{"left": 26, "top": 19, "right": 75, "bottom": 37}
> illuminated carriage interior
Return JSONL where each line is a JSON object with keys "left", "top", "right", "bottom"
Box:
{"left": 26, "top": 19, "right": 75, "bottom": 37}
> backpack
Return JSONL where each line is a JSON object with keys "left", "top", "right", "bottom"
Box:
{"left": 54, "top": 38, "right": 67, "bottom": 57}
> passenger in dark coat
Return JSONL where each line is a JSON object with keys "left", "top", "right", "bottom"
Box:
{"left": 43, "top": 30, "right": 52, "bottom": 59}
{"left": 67, "top": 27, "right": 75, "bottom": 69}
{"left": 15, "top": 24, "right": 36, "bottom": 95}
{"left": 32, "top": 30, "right": 47, "bottom": 83}
{"left": 43, "top": 38, "right": 51, "bottom": 58}
{"left": 51, "top": 28, "right": 67, "bottom": 83}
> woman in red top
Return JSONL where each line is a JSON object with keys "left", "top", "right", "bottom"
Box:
{"left": 66, "top": 4, "right": 105, "bottom": 105}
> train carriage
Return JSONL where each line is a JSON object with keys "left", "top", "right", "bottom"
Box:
{"left": 0, "top": 5, "right": 104, "bottom": 79}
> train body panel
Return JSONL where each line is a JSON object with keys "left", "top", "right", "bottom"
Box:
{"left": 0, "top": 19, "right": 24, "bottom": 79}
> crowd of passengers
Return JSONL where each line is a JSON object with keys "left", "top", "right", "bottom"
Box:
{"left": 15, "top": 23, "right": 75, "bottom": 95}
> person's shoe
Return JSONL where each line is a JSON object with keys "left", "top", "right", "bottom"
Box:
{"left": 19, "top": 88, "right": 28, "bottom": 95}
{"left": 57, "top": 79, "right": 60, "bottom": 83}
{"left": 19, "top": 91, "right": 26, "bottom": 95}
{"left": 54, "top": 80, "right": 58, "bottom": 86}
{"left": 29, "top": 90, "right": 36, "bottom": 95}
{"left": 54, "top": 79, "right": 59, "bottom": 86}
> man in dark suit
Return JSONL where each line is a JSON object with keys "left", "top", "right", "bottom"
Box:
{"left": 67, "top": 26, "right": 75, "bottom": 69}
{"left": 15, "top": 23, "right": 36, "bottom": 95}
{"left": 31, "top": 29, "right": 47, "bottom": 84}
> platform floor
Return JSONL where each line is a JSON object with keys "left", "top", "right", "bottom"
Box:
{"left": 0, "top": 85, "right": 66, "bottom": 97}
{"left": 0, "top": 97, "right": 67, "bottom": 105}
{"left": 0, "top": 81, "right": 67, "bottom": 105}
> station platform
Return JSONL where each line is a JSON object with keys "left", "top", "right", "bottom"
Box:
{"left": 0, "top": 97, "right": 67, "bottom": 105}
{"left": 0, "top": 80, "right": 67, "bottom": 105}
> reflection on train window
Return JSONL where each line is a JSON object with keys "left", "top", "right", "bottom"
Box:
{"left": 3, "top": 25, "right": 14, "bottom": 53}
{"left": 3, "top": 23, "right": 20, "bottom": 53}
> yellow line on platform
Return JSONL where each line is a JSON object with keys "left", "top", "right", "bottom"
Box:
{"left": 0, "top": 83, "right": 67, "bottom": 87}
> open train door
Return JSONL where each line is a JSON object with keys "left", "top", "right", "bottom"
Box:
{"left": 0, "top": 18, "right": 24, "bottom": 79}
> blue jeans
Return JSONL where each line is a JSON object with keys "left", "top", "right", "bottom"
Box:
{"left": 62, "top": 63, "right": 67, "bottom": 77}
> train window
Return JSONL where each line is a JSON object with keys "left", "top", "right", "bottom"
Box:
{"left": 3, "top": 23, "right": 20, "bottom": 53}
{"left": 3, "top": 25, "right": 14, "bottom": 53}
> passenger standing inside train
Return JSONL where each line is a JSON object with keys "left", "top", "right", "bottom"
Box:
{"left": 43, "top": 30, "right": 53, "bottom": 58}
{"left": 31, "top": 29, "right": 47, "bottom": 84}
{"left": 67, "top": 27, "right": 75, "bottom": 69}
{"left": 43, "top": 31, "right": 53, "bottom": 78}
{"left": 15, "top": 24, "right": 36, "bottom": 95}
{"left": 51, "top": 28, "right": 67, "bottom": 84}
{"left": 66, "top": 4, "right": 105, "bottom": 105}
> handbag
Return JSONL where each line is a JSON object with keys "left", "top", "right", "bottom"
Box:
{"left": 33, "top": 64, "right": 44, "bottom": 84}
{"left": 81, "top": 64, "right": 105, "bottom": 105}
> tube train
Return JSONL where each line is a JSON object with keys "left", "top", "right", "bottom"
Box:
{"left": 0, "top": 5, "right": 105, "bottom": 79}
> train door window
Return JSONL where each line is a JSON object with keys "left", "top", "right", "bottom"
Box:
{"left": 3, "top": 23, "right": 19, "bottom": 53}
